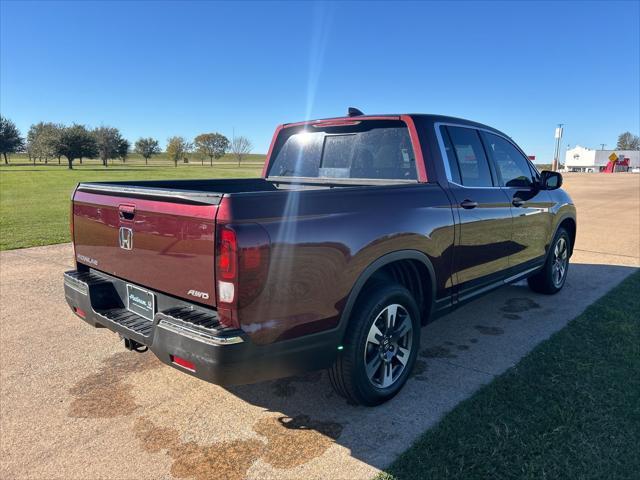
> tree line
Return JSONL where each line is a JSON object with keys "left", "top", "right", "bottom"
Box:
{"left": 0, "top": 116, "right": 253, "bottom": 169}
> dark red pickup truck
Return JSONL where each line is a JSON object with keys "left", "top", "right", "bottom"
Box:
{"left": 64, "top": 111, "right": 576, "bottom": 405}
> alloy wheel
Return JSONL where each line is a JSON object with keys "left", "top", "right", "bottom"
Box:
{"left": 363, "top": 304, "right": 413, "bottom": 388}
{"left": 552, "top": 237, "right": 568, "bottom": 287}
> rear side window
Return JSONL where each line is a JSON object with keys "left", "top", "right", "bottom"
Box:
{"left": 481, "top": 132, "right": 534, "bottom": 188}
{"left": 440, "top": 126, "right": 461, "bottom": 184}
{"left": 446, "top": 126, "right": 493, "bottom": 187}
{"left": 268, "top": 120, "right": 417, "bottom": 180}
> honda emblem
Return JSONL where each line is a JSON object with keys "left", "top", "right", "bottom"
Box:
{"left": 119, "top": 227, "right": 133, "bottom": 250}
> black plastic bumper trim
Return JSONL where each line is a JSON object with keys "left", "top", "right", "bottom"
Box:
{"left": 63, "top": 269, "right": 339, "bottom": 385}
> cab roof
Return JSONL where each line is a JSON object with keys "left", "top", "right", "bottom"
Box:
{"left": 282, "top": 113, "right": 508, "bottom": 138}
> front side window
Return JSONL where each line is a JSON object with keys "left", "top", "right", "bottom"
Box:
{"left": 446, "top": 126, "right": 494, "bottom": 187}
{"left": 268, "top": 120, "right": 417, "bottom": 181}
{"left": 481, "top": 132, "right": 534, "bottom": 188}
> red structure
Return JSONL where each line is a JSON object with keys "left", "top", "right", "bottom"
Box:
{"left": 603, "top": 157, "right": 630, "bottom": 173}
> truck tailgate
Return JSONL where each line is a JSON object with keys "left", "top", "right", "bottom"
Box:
{"left": 72, "top": 186, "right": 219, "bottom": 307}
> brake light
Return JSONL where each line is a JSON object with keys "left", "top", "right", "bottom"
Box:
{"left": 215, "top": 199, "right": 271, "bottom": 329}
{"left": 216, "top": 223, "right": 238, "bottom": 329}
{"left": 218, "top": 228, "right": 237, "bottom": 280}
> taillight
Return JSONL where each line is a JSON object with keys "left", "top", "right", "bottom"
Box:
{"left": 215, "top": 202, "right": 270, "bottom": 329}
{"left": 216, "top": 226, "right": 237, "bottom": 304}
{"left": 70, "top": 201, "right": 74, "bottom": 238}
{"left": 218, "top": 228, "right": 237, "bottom": 278}
{"left": 70, "top": 188, "right": 76, "bottom": 261}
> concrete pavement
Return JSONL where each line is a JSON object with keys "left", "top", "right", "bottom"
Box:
{"left": 1, "top": 173, "right": 638, "bottom": 480}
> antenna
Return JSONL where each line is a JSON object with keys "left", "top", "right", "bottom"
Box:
{"left": 347, "top": 107, "right": 364, "bottom": 117}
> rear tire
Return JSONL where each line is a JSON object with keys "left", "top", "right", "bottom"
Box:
{"left": 328, "top": 283, "right": 420, "bottom": 406}
{"left": 527, "top": 227, "right": 570, "bottom": 294}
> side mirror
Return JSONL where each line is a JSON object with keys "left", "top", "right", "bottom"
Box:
{"left": 540, "top": 170, "right": 562, "bottom": 190}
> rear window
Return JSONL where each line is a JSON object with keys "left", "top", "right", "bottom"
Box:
{"left": 267, "top": 120, "right": 417, "bottom": 181}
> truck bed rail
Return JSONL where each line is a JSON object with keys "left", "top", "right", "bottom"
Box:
{"left": 76, "top": 183, "right": 223, "bottom": 205}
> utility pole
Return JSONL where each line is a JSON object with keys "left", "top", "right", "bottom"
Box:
{"left": 599, "top": 143, "right": 607, "bottom": 150}
{"left": 552, "top": 124, "right": 564, "bottom": 171}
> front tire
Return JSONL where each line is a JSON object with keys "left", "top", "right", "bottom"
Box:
{"left": 328, "top": 283, "right": 420, "bottom": 406}
{"left": 527, "top": 227, "right": 571, "bottom": 294}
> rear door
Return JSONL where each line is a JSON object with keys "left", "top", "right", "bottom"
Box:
{"left": 72, "top": 188, "right": 218, "bottom": 306}
{"left": 480, "top": 131, "right": 554, "bottom": 270}
{"left": 439, "top": 125, "right": 514, "bottom": 299}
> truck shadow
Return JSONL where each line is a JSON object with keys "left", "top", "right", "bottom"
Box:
{"left": 224, "top": 262, "right": 638, "bottom": 473}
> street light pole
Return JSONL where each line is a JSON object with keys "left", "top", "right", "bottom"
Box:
{"left": 552, "top": 124, "right": 564, "bottom": 171}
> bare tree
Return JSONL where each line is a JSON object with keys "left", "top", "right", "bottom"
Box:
{"left": 616, "top": 131, "right": 640, "bottom": 150}
{"left": 231, "top": 135, "right": 252, "bottom": 166}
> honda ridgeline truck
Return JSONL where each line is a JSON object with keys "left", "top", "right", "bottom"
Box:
{"left": 64, "top": 110, "right": 576, "bottom": 405}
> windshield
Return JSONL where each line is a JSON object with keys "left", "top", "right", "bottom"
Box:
{"left": 267, "top": 120, "right": 417, "bottom": 181}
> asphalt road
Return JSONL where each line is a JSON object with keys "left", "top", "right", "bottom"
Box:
{"left": 1, "top": 173, "right": 638, "bottom": 480}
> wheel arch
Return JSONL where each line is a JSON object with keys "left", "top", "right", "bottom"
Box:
{"left": 338, "top": 250, "right": 437, "bottom": 338}
{"left": 554, "top": 215, "right": 577, "bottom": 256}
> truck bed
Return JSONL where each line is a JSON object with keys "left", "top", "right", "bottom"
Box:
{"left": 76, "top": 177, "right": 414, "bottom": 205}
{"left": 72, "top": 177, "right": 418, "bottom": 310}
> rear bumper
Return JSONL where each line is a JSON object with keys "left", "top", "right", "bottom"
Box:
{"left": 63, "top": 269, "right": 338, "bottom": 385}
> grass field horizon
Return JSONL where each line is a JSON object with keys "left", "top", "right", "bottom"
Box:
{"left": 0, "top": 162, "right": 263, "bottom": 250}
{"left": 2, "top": 151, "right": 266, "bottom": 168}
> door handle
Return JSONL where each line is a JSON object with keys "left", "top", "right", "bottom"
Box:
{"left": 460, "top": 199, "right": 478, "bottom": 209}
{"left": 119, "top": 204, "right": 136, "bottom": 221}
{"left": 512, "top": 197, "right": 525, "bottom": 207}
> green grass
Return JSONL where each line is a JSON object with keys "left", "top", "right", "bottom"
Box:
{"left": 380, "top": 271, "right": 640, "bottom": 480}
{"left": 0, "top": 162, "right": 263, "bottom": 250}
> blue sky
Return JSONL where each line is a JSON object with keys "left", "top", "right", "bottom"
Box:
{"left": 1, "top": 1, "right": 639, "bottom": 162}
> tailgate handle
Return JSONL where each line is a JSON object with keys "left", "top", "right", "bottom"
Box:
{"left": 119, "top": 204, "right": 136, "bottom": 221}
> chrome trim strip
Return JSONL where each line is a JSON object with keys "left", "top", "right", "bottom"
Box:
{"left": 157, "top": 319, "right": 244, "bottom": 346}
{"left": 65, "top": 272, "right": 236, "bottom": 343}
{"left": 457, "top": 280, "right": 502, "bottom": 303}
{"left": 434, "top": 122, "right": 453, "bottom": 181}
{"left": 447, "top": 180, "right": 503, "bottom": 190}
{"left": 503, "top": 265, "right": 542, "bottom": 284}
{"left": 63, "top": 274, "right": 88, "bottom": 295}
{"left": 457, "top": 265, "right": 543, "bottom": 303}
{"left": 434, "top": 121, "right": 535, "bottom": 187}
{"left": 267, "top": 176, "right": 417, "bottom": 186}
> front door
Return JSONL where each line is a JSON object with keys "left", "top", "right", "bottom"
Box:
{"left": 440, "top": 125, "right": 515, "bottom": 299}
{"left": 480, "top": 131, "right": 554, "bottom": 271}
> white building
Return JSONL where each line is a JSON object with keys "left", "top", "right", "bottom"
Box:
{"left": 565, "top": 145, "right": 640, "bottom": 172}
